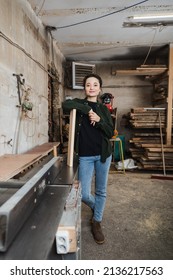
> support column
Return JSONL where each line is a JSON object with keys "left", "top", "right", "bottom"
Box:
{"left": 166, "top": 43, "right": 173, "bottom": 145}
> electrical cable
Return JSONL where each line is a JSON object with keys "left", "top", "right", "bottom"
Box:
{"left": 36, "top": 0, "right": 46, "bottom": 16}
{"left": 142, "top": 26, "right": 161, "bottom": 65}
{"left": 0, "top": 31, "right": 57, "bottom": 79}
{"left": 55, "top": 0, "right": 150, "bottom": 29}
{"left": 23, "top": 114, "right": 36, "bottom": 138}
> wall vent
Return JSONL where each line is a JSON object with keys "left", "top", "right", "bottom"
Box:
{"left": 72, "top": 62, "right": 95, "bottom": 89}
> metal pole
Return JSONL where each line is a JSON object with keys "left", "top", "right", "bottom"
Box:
{"left": 158, "top": 112, "right": 166, "bottom": 176}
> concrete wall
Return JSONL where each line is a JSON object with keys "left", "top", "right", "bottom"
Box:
{"left": 0, "top": 1, "right": 165, "bottom": 156}
{"left": 65, "top": 60, "right": 153, "bottom": 151}
{"left": 0, "top": 0, "right": 65, "bottom": 156}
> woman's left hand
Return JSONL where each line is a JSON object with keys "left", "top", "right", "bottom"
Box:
{"left": 88, "top": 110, "right": 100, "bottom": 126}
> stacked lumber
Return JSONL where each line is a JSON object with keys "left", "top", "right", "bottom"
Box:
{"left": 128, "top": 108, "right": 173, "bottom": 171}
{"left": 138, "top": 145, "right": 173, "bottom": 170}
{"left": 128, "top": 107, "right": 172, "bottom": 128}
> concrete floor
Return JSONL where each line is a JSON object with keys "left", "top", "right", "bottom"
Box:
{"left": 81, "top": 171, "right": 173, "bottom": 260}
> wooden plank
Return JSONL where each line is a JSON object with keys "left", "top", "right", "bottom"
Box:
{"left": 130, "top": 139, "right": 161, "bottom": 144}
{"left": 112, "top": 69, "right": 167, "bottom": 76}
{"left": 130, "top": 118, "right": 167, "bottom": 122}
{"left": 166, "top": 43, "right": 173, "bottom": 145}
{"left": 130, "top": 116, "right": 167, "bottom": 121}
{"left": 140, "top": 65, "right": 167, "bottom": 68}
{"left": 147, "top": 156, "right": 173, "bottom": 160}
{"left": 129, "top": 122, "right": 164, "bottom": 128}
{"left": 25, "top": 142, "right": 60, "bottom": 156}
{"left": 138, "top": 159, "right": 173, "bottom": 169}
{"left": 131, "top": 107, "right": 167, "bottom": 113}
{"left": 67, "top": 109, "right": 76, "bottom": 167}
{"left": 141, "top": 144, "right": 173, "bottom": 148}
{"left": 134, "top": 133, "right": 163, "bottom": 137}
{"left": 141, "top": 165, "right": 173, "bottom": 169}
{"left": 146, "top": 147, "right": 173, "bottom": 152}
{"left": 130, "top": 112, "right": 166, "bottom": 116}
{"left": 0, "top": 142, "right": 60, "bottom": 181}
{"left": 0, "top": 154, "right": 41, "bottom": 181}
{"left": 136, "top": 67, "right": 167, "bottom": 71}
{"left": 151, "top": 174, "right": 173, "bottom": 180}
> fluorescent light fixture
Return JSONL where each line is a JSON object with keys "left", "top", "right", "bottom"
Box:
{"left": 131, "top": 14, "right": 173, "bottom": 21}
{"left": 124, "top": 13, "right": 173, "bottom": 28}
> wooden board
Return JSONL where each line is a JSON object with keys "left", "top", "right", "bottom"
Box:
{"left": 112, "top": 69, "right": 167, "bottom": 76}
{"left": 0, "top": 142, "right": 60, "bottom": 182}
{"left": 151, "top": 174, "right": 173, "bottom": 180}
{"left": 146, "top": 147, "right": 173, "bottom": 152}
{"left": 141, "top": 144, "right": 173, "bottom": 148}
{"left": 25, "top": 142, "right": 60, "bottom": 156}
{"left": 67, "top": 109, "right": 76, "bottom": 167}
{"left": 131, "top": 107, "right": 167, "bottom": 113}
{"left": 0, "top": 154, "right": 41, "bottom": 181}
{"left": 167, "top": 44, "right": 173, "bottom": 145}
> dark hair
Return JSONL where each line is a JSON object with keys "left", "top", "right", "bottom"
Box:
{"left": 83, "top": 73, "right": 102, "bottom": 88}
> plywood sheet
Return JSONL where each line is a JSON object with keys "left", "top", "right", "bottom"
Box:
{"left": 0, "top": 154, "right": 41, "bottom": 181}
{"left": 25, "top": 142, "right": 60, "bottom": 156}
{"left": 0, "top": 142, "right": 60, "bottom": 181}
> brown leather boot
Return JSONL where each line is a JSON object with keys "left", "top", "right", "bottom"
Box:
{"left": 92, "top": 220, "right": 105, "bottom": 244}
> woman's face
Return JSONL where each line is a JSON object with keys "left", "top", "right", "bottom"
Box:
{"left": 85, "top": 77, "right": 101, "bottom": 99}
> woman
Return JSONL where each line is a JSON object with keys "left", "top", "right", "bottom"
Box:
{"left": 62, "top": 73, "right": 114, "bottom": 244}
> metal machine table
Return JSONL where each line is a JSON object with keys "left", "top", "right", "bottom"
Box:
{"left": 0, "top": 156, "right": 79, "bottom": 260}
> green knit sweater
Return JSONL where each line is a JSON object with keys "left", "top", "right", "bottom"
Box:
{"left": 62, "top": 98, "right": 114, "bottom": 162}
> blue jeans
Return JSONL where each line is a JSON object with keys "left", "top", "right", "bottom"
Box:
{"left": 78, "top": 155, "right": 111, "bottom": 222}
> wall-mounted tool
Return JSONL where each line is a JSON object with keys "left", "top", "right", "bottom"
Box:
{"left": 7, "top": 139, "right": 12, "bottom": 147}
{"left": 21, "top": 87, "right": 33, "bottom": 113}
{"left": 22, "top": 100, "right": 33, "bottom": 112}
{"left": 13, "top": 73, "right": 25, "bottom": 106}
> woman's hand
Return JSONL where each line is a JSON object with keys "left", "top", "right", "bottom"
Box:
{"left": 88, "top": 109, "right": 100, "bottom": 126}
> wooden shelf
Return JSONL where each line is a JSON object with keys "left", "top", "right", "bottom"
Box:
{"left": 112, "top": 68, "right": 168, "bottom": 76}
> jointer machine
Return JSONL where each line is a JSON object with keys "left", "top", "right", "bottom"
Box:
{"left": 0, "top": 152, "right": 81, "bottom": 260}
